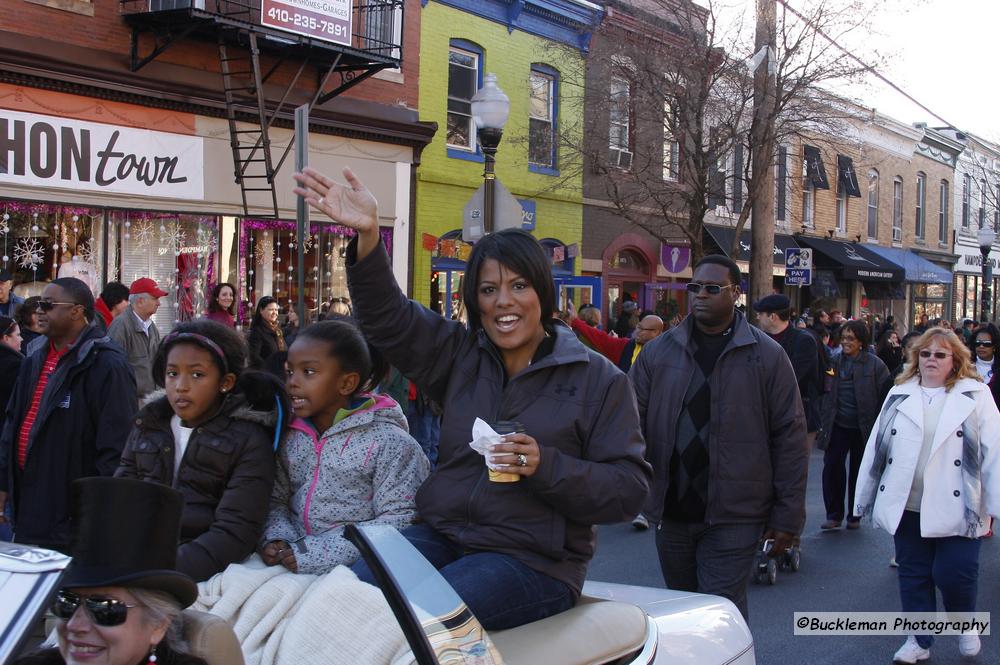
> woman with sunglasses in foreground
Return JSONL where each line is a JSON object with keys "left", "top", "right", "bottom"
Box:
{"left": 18, "top": 477, "right": 210, "bottom": 665}
{"left": 855, "top": 328, "right": 1000, "bottom": 663}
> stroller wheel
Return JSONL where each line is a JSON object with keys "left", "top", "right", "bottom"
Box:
{"left": 790, "top": 548, "right": 801, "bottom": 572}
{"left": 767, "top": 559, "right": 778, "bottom": 585}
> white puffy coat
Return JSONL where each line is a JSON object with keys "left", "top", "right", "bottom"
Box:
{"left": 854, "top": 377, "right": 1000, "bottom": 538}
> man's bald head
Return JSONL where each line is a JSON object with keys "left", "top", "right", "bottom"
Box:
{"left": 636, "top": 315, "right": 664, "bottom": 345}
{"left": 578, "top": 306, "right": 601, "bottom": 327}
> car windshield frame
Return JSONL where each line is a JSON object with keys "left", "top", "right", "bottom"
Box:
{"left": 0, "top": 542, "right": 71, "bottom": 664}
{"left": 344, "top": 524, "right": 504, "bottom": 665}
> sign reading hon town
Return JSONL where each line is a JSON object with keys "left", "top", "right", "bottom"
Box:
{"left": 261, "top": 0, "right": 353, "bottom": 46}
{"left": 0, "top": 110, "right": 204, "bottom": 200}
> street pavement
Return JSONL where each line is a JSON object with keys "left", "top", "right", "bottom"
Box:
{"left": 587, "top": 450, "right": 999, "bottom": 665}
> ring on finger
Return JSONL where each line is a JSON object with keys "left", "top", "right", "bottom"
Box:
{"left": 318, "top": 196, "right": 325, "bottom": 207}
{"left": 516, "top": 453, "right": 528, "bottom": 467}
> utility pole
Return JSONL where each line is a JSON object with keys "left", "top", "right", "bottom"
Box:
{"left": 749, "top": 0, "right": 777, "bottom": 312}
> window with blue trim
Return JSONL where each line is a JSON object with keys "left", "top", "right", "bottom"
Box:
{"left": 529, "top": 64, "right": 558, "bottom": 174}
{"left": 447, "top": 40, "right": 484, "bottom": 154}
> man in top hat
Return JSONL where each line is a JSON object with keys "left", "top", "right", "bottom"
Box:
{"left": 0, "top": 268, "right": 25, "bottom": 318}
{"left": 0, "top": 277, "right": 137, "bottom": 552}
{"left": 107, "top": 278, "right": 167, "bottom": 401}
{"left": 754, "top": 294, "right": 822, "bottom": 446}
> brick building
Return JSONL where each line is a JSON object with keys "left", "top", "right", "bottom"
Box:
{"left": 0, "top": 0, "right": 434, "bottom": 329}
{"left": 411, "top": 0, "right": 601, "bottom": 316}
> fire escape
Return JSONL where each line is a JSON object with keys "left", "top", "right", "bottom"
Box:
{"left": 120, "top": 0, "right": 403, "bottom": 218}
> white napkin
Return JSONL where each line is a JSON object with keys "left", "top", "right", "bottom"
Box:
{"left": 469, "top": 418, "right": 504, "bottom": 471}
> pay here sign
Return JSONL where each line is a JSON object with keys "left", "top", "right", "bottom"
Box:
{"left": 261, "top": 0, "right": 352, "bottom": 46}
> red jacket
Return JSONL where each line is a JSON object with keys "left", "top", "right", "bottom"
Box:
{"left": 94, "top": 298, "right": 113, "bottom": 328}
{"left": 570, "top": 319, "right": 629, "bottom": 365}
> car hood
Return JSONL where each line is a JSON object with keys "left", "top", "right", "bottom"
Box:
{"left": 582, "top": 581, "right": 755, "bottom": 665}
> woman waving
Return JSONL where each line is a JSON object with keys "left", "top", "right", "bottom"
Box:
{"left": 293, "top": 167, "right": 650, "bottom": 631}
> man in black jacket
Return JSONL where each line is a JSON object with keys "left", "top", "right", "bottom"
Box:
{"left": 0, "top": 277, "right": 137, "bottom": 551}
{"left": 755, "top": 294, "right": 821, "bottom": 445}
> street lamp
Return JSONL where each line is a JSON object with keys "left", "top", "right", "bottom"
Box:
{"left": 978, "top": 224, "right": 996, "bottom": 322}
{"left": 471, "top": 73, "right": 510, "bottom": 235}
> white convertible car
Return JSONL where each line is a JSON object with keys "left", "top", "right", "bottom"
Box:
{"left": 0, "top": 529, "right": 755, "bottom": 665}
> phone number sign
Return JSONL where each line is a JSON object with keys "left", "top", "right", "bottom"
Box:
{"left": 261, "top": 0, "right": 352, "bottom": 46}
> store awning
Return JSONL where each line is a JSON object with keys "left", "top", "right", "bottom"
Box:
{"left": 704, "top": 225, "right": 799, "bottom": 266}
{"left": 804, "top": 145, "right": 830, "bottom": 190}
{"left": 861, "top": 244, "right": 952, "bottom": 284}
{"left": 796, "top": 236, "right": 904, "bottom": 282}
{"left": 837, "top": 155, "right": 862, "bottom": 197}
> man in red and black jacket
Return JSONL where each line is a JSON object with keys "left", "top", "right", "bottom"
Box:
{"left": 566, "top": 301, "right": 664, "bottom": 373}
{"left": 92, "top": 281, "right": 130, "bottom": 335}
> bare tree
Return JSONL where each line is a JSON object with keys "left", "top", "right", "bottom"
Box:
{"left": 541, "top": 0, "right": 888, "bottom": 287}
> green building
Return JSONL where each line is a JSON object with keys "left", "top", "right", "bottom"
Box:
{"left": 414, "top": 0, "right": 602, "bottom": 317}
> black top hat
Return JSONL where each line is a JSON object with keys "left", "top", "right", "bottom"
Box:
{"left": 62, "top": 477, "right": 198, "bottom": 608}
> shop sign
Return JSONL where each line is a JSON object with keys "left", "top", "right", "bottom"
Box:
{"left": 660, "top": 244, "right": 691, "bottom": 274}
{"left": 0, "top": 110, "right": 204, "bottom": 200}
{"left": 261, "top": 0, "right": 352, "bottom": 46}
{"left": 517, "top": 198, "right": 536, "bottom": 231}
{"left": 954, "top": 239, "right": 1000, "bottom": 274}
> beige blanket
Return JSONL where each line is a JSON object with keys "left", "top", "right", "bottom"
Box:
{"left": 195, "top": 556, "right": 411, "bottom": 665}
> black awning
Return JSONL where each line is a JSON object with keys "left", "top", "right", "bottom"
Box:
{"left": 704, "top": 225, "right": 799, "bottom": 267}
{"left": 796, "top": 235, "right": 904, "bottom": 282}
{"left": 837, "top": 154, "right": 862, "bottom": 197}
{"left": 804, "top": 145, "right": 830, "bottom": 190}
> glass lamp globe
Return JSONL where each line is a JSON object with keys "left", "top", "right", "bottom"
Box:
{"left": 471, "top": 73, "right": 510, "bottom": 130}
{"left": 978, "top": 225, "right": 996, "bottom": 249}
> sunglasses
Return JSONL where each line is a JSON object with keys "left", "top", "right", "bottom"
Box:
{"left": 975, "top": 341, "right": 993, "bottom": 347}
{"left": 36, "top": 301, "right": 80, "bottom": 312}
{"left": 686, "top": 282, "right": 735, "bottom": 295}
{"left": 51, "top": 590, "right": 137, "bottom": 627}
{"left": 918, "top": 350, "right": 952, "bottom": 360}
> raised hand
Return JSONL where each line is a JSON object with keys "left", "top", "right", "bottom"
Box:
{"left": 293, "top": 167, "right": 381, "bottom": 259}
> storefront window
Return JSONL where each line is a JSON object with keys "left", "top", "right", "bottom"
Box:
{"left": 106, "top": 211, "right": 219, "bottom": 333}
{"left": 241, "top": 220, "right": 394, "bottom": 326}
{"left": 911, "top": 283, "right": 948, "bottom": 327}
{"left": 1, "top": 200, "right": 105, "bottom": 299}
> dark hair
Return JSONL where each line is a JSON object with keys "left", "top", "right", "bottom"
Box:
{"left": 876, "top": 328, "right": 899, "bottom": 354}
{"left": 15, "top": 297, "right": 40, "bottom": 328}
{"left": 208, "top": 283, "right": 237, "bottom": 315}
{"left": 694, "top": 254, "right": 741, "bottom": 287}
{"left": 295, "top": 317, "right": 387, "bottom": 395}
{"left": 772, "top": 307, "right": 792, "bottom": 322}
{"left": 900, "top": 331, "right": 920, "bottom": 349}
{"left": 51, "top": 277, "right": 95, "bottom": 322}
{"left": 99, "top": 282, "right": 130, "bottom": 310}
{"left": 461, "top": 229, "right": 555, "bottom": 333}
{"left": 153, "top": 319, "right": 290, "bottom": 428}
{"left": 251, "top": 296, "right": 279, "bottom": 330}
{"left": 153, "top": 319, "right": 248, "bottom": 387}
{"left": 970, "top": 323, "right": 1000, "bottom": 357}
{"left": 842, "top": 320, "right": 871, "bottom": 347}
{"left": 0, "top": 316, "right": 15, "bottom": 337}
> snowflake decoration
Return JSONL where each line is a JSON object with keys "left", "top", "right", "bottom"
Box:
{"left": 14, "top": 238, "right": 44, "bottom": 271}
{"left": 77, "top": 240, "right": 96, "bottom": 265}
{"left": 133, "top": 220, "right": 155, "bottom": 249}
{"left": 160, "top": 223, "right": 186, "bottom": 251}
{"left": 0, "top": 218, "right": 8, "bottom": 236}
{"left": 254, "top": 237, "right": 271, "bottom": 263}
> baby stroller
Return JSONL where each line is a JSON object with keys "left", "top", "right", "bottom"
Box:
{"left": 751, "top": 537, "right": 801, "bottom": 585}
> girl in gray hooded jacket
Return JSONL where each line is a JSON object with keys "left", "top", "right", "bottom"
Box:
{"left": 259, "top": 319, "right": 429, "bottom": 575}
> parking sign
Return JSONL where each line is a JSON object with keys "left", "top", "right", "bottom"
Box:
{"left": 785, "top": 248, "right": 812, "bottom": 286}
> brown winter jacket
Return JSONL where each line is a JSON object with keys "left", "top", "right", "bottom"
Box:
{"left": 629, "top": 311, "right": 809, "bottom": 534}
{"left": 115, "top": 393, "right": 277, "bottom": 582}
{"left": 346, "top": 240, "right": 651, "bottom": 598}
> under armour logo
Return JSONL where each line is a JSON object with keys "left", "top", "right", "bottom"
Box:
{"left": 554, "top": 384, "right": 577, "bottom": 397}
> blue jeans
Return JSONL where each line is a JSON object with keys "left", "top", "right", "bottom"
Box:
{"left": 894, "top": 510, "right": 982, "bottom": 649}
{"left": 350, "top": 524, "right": 574, "bottom": 630}
{"left": 406, "top": 401, "right": 440, "bottom": 468}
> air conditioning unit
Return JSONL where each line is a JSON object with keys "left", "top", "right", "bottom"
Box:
{"left": 610, "top": 148, "right": 632, "bottom": 170}
{"left": 892, "top": 226, "right": 902, "bottom": 242}
{"left": 149, "top": 0, "right": 205, "bottom": 10}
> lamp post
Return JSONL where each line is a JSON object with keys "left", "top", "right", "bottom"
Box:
{"left": 978, "top": 224, "right": 996, "bottom": 323}
{"left": 471, "top": 73, "right": 510, "bottom": 235}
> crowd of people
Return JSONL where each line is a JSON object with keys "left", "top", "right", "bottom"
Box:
{"left": 0, "top": 166, "right": 998, "bottom": 665}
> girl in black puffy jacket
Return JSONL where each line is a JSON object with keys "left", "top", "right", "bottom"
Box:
{"left": 116, "top": 319, "right": 289, "bottom": 582}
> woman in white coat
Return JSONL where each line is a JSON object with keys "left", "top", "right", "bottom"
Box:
{"left": 855, "top": 327, "right": 999, "bottom": 664}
